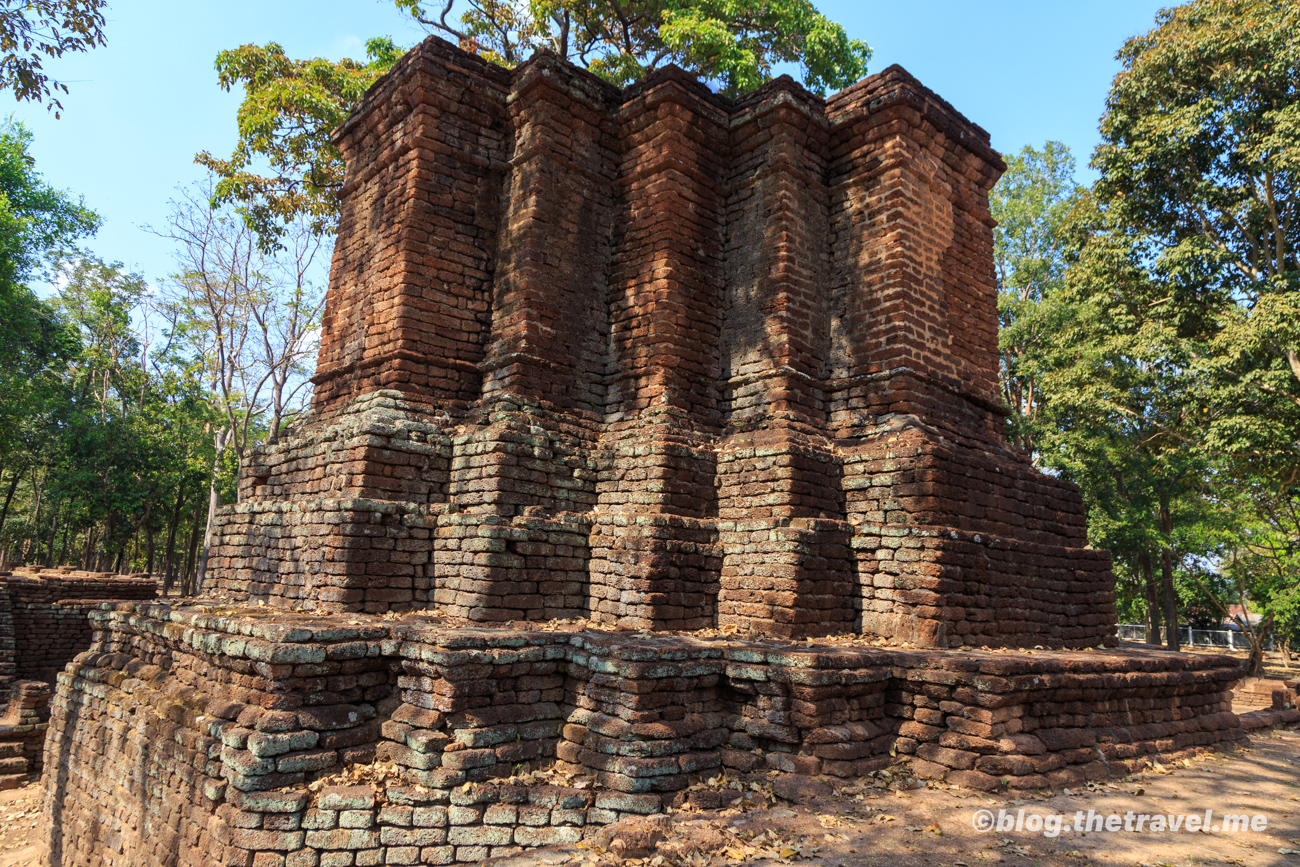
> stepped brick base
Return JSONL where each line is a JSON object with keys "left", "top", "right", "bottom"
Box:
{"left": 42, "top": 604, "right": 1243, "bottom": 866}
{"left": 212, "top": 391, "right": 1117, "bottom": 649}
{"left": 0, "top": 681, "right": 50, "bottom": 789}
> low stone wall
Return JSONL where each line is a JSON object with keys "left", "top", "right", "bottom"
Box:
{"left": 42, "top": 603, "right": 1244, "bottom": 866}
{"left": 0, "top": 569, "right": 157, "bottom": 786}
{"left": 1232, "top": 676, "right": 1297, "bottom": 711}
{"left": 0, "top": 578, "right": 15, "bottom": 708}
{"left": 3, "top": 569, "right": 158, "bottom": 684}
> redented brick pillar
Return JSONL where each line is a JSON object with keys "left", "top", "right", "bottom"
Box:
{"left": 826, "top": 67, "right": 1009, "bottom": 646}
{"left": 589, "top": 70, "right": 729, "bottom": 630}
{"left": 437, "top": 56, "right": 617, "bottom": 622}
{"left": 479, "top": 55, "right": 616, "bottom": 414}
{"left": 311, "top": 47, "right": 511, "bottom": 417}
{"left": 715, "top": 80, "right": 854, "bottom": 638}
{"left": 285, "top": 45, "right": 513, "bottom": 613}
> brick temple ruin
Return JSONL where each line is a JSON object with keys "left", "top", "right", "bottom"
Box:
{"left": 206, "top": 35, "right": 1116, "bottom": 648}
{"left": 36, "top": 36, "right": 1268, "bottom": 867}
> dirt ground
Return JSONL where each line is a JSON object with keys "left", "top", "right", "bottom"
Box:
{"left": 0, "top": 784, "right": 42, "bottom": 867}
{"left": 508, "top": 728, "right": 1300, "bottom": 867}
{"left": 8, "top": 729, "right": 1300, "bottom": 867}
{"left": 551, "top": 727, "right": 1300, "bottom": 867}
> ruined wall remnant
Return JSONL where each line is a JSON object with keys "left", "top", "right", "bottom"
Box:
{"left": 3, "top": 569, "right": 158, "bottom": 683}
{"left": 0, "top": 568, "right": 157, "bottom": 787}
{"left": 210, "top": 36, "right": 1117, "bottom": 649}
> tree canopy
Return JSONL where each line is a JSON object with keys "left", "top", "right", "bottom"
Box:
{"left": 1095, "top": 0, "right": 1300, "bottom": 482}
{"left": 0, "top": 0, "right": 107, "bottom": 116}
{"left": 396, "top": 0, "right": 870, "bottom": 96}
{"left": 990, "top": 141, "right": 1085, "bottom": 456}
{"left": 195, "top": 37, "right": 404, "bottom": 251}
{"left": 0, "top": 119, "right": 97, "bottom": 464}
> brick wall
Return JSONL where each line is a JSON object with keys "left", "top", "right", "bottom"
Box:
{"left": 1, "top": 681, "right": 50, "bottom": 789}
{"left": 0, "top": 569, "right": 154, "bottom": 789}
{"left": 4, "top": 570, "right": 158, "bottom": 685}
{"left": 0, "top": 579, "right": 14, "bottom": 707}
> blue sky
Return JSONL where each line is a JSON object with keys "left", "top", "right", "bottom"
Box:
{"left": 10, "top": 0, "right": 1170, "bottom": 284}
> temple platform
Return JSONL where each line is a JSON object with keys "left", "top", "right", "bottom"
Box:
{"left": 42, "top": 603, "right": 1245, "bottom": 866}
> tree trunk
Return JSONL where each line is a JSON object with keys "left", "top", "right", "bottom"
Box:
{"left": 182, "top": 509, "right": 203, "bottom": 597}
{"left": 97, "top": 512, "right": 117, "bottom": 572}
{"left": 195, "top": 482, "right": 220, "bottom": 592}
{"left": 0, "top": 467, "right": 22, "bottom": 538}
{"left": 1240, "top": 612, "right": 1273, "bottom": 677}
{"left": 81, "top": 526, "right": 96, "bottom": 570}
{"left": 1229, "top": 550, "right": 1270, "bottom": 677}
{"left": 146, "top": 523, "right": 156, "bottom": 577}
{"left": 162, "top": 486, "right": 185, "bottom": 595}
{"left": 29, "top": 467, "right": 44, "bottom": 542}
{"left": 1248, "top": 633, "right": 1267, "bottom": 676}
{"left": 1140, "top": 553, "right": 1161, "bottom": 645}
{"left": 195, "top": 429, "right": 231, "bottom": 592}
{"left": 57, "top": 521, "right": 70, "bottom": 567}
{"left": 1158, "top": 496, "right": 1180, "bottom": 652}
{"left": 117, "top": 503, "right": 151, "bottom": 575}
{"left": 42, "top": 503, "right": 61, "bottom": 566}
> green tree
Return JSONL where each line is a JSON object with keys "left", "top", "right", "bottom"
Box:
{"left": 0, "top": 119, "right": 98, "bottom": 295}
{"left": 0, "top": 254, "right": 215, "bottom": 580}
{"left": 0, "top": 0, "right": 106, "bottom": 115}
{"left": 195, "top": 37, "right": 404, "bottom": 251}
{"left": 1240, "top": 489, "right": 1300, "bottom": 666}
{"left": 398, "top": 0, "right": 870, "bottom": 95}
{"left": 1036, "top": 209, "right": 1221, "bottom": 652}
{"left": 1094, "top": 0, "right": 1300, "bottom": 483}
{"left": 989, "top": 141, "right": 1085, "bottom": 456}
{"left": 0, "top": 119, "right": 96, "bottom": 485}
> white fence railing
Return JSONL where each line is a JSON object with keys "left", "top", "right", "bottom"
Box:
{"left": 1118, "top": 623, "right": 1274, "bottom": 650}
